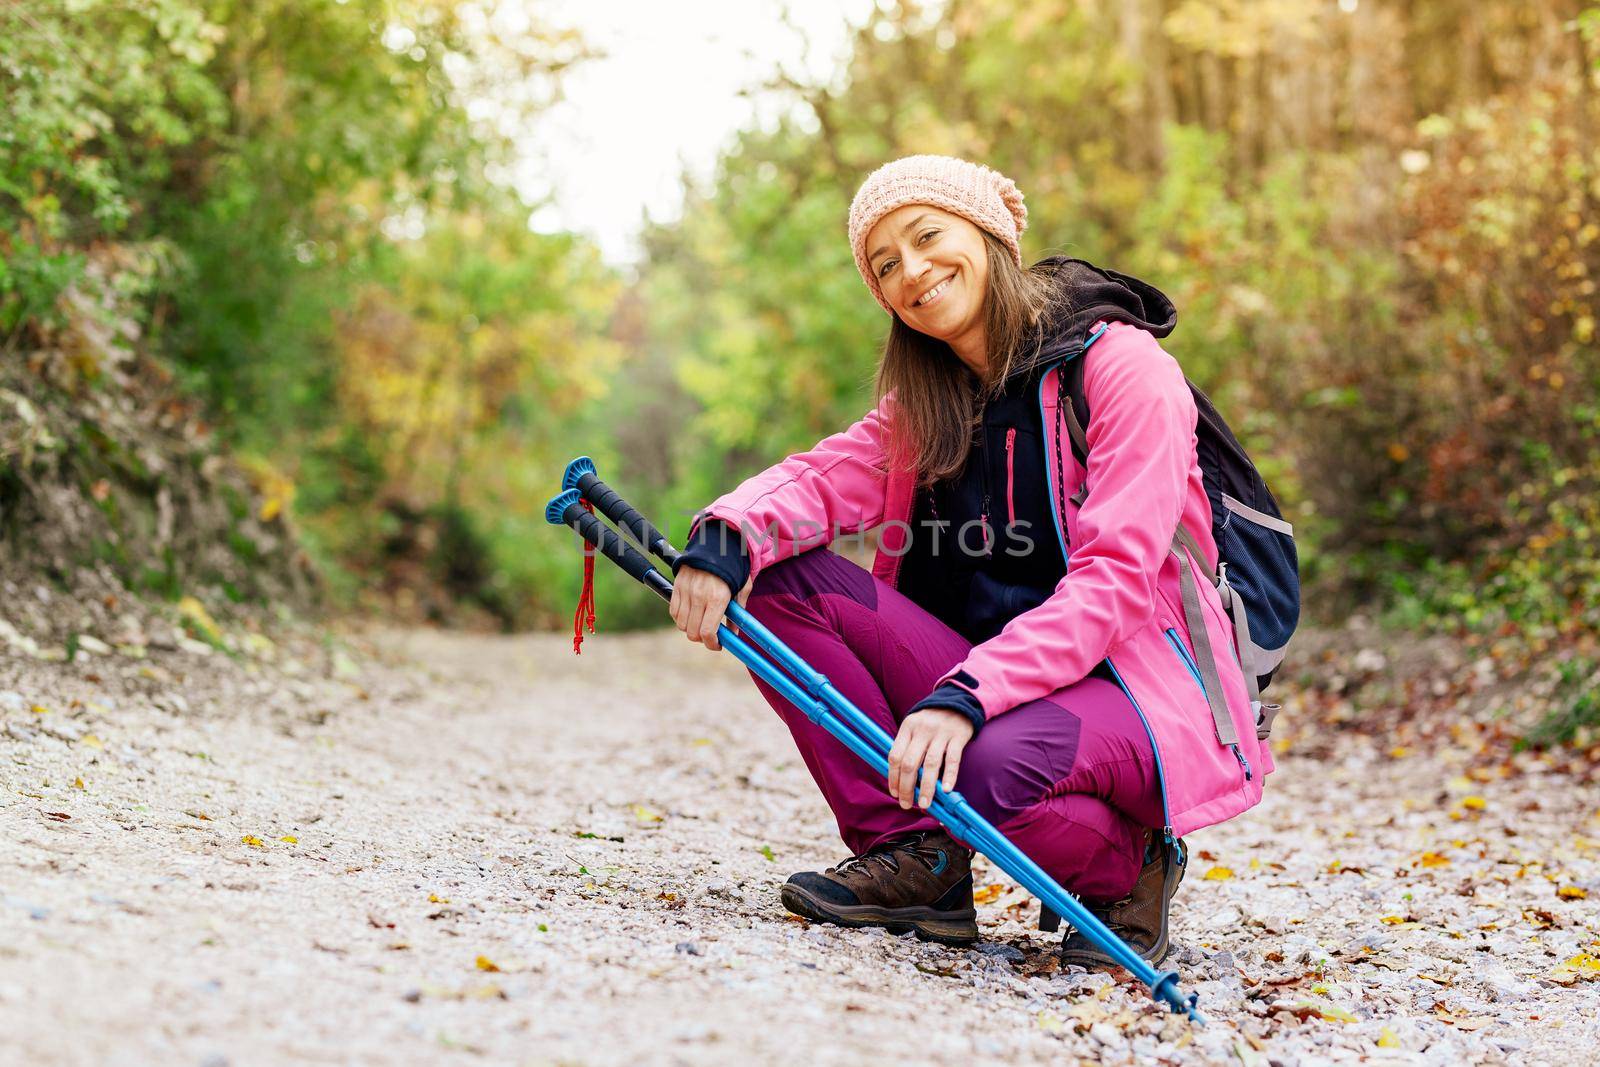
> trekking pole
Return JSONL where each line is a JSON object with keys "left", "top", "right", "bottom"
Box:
{"left": 563, "top": 457, "right": 681, "bottom": 565}
{"left": 547, "top": 474, "right": 1207, "bottom": 1025}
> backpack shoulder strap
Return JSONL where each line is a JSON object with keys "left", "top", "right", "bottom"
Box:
{"left": 1060, "top": 325, "right": 1105, "bottom": 466}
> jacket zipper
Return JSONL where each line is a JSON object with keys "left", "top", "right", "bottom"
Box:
{"left": 1039, "top": 356, "right": 1176, "bottom": 845}
{"left": 1004, "top": 427, "right": 1016, "bottom": 526}
{"left": 1166, "top": 625, "right": 1253, "bottom": 781}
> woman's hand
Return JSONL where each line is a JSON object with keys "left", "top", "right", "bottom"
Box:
{"left": 669, "top": 565, "right": 752, "bottom": 652}
{"left": 888, "top": 707, "right": 975, "bottom": 809}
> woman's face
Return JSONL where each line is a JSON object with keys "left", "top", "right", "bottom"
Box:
{"left": 865, "top": 205, "right": 990, "bottom": 363}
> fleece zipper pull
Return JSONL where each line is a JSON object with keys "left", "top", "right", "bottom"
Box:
{"left": 1004, "top": 427, "right": 1017, "bottom": 527}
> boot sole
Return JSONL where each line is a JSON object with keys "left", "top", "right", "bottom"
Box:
{"left": 1059, "top": 931, "right": 1172, "bottom": 969}
{"left": 779, "top": 884, "right": 979, "bottom": 945}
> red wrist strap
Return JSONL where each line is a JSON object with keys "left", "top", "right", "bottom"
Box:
{"left": 572, "top": 500, "right": 597, "bottom": 653}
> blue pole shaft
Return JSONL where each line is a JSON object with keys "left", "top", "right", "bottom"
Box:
{"left": 718, "top": 605, "right": 1204, "bottom": 1023}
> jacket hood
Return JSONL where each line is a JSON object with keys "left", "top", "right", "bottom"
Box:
{"left": 1010, "top": 256, "right": 1177, "bottom": 378}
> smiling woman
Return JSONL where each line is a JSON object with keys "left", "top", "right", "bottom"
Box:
{"left": 666, "top": 154, "right": 1272, "bottom": 970}
{"left": 869, "top": 207, "right": 992, "bottom": 374}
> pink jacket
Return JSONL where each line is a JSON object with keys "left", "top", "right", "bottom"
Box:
{"left": 702, "top": 322, "right": 1272, "bottom": 837}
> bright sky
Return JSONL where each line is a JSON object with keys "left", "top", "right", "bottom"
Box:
{"left": 519, "top": 0, "right": 875, "bottom": 266}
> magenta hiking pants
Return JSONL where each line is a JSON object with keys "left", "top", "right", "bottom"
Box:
{"left": 744, "top": 549, "right": 1163, "bottom": 904}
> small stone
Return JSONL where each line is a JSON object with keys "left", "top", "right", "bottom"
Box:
{"left": 975, "top": 943, "right": 1024, "bottom": 964}
{"left": 675, "top": 941, "right": 703, "bottom": 955}
{"left": 76, "top": 634, "right": 113, "bottom": 656}
{"left": 1351, "top": 648, "right": 1387, "bottom": 672}
{"left": 1089, "top": 1021, "right": 1121, "bottom": 1046}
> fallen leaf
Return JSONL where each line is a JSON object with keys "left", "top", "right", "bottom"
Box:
{"left": 1557, "top": 886, "right": 1588, "bottom": 900}
{"left": 1376, "top": 1027, "right": 1401, "bottom": 1048}
{"left": 1306, "top": 1001, "right": 1357, "bottom": 1023}
{"left": 241, "top": 835, "right": 264, "bottom": 847}
{"left": 79, "top": 734, "right": 103, "bottom": 749}
{"left": 30, "top": 704, "right": 49, "bottom": 715}
{"left": 631, "top": 804, "right": 663, "bottom": 825}
{"left": 428, "top": 893, "right": 450, "bottom": 904}
{"left": 1379, "top": 915, "right": 1407, "bottom": 925}
{"left": 417, "top": 983, "right": 505, "bottom": 1001}
{"left": 1233, "top": 1038, "right": 1267, "bottom": 1066}
{"left": 72, "top": 777, "right": 85, "bottom": 790}
{"left": 758, "top": 845, "right": 776, "bottom": 862}
{"left": 475, "top": 955, "right": 501, "bottom": 972}
{"left": 279, "top": 835, "right": 298, "bottom": 844}
{"left": 972, "top": 883, "right": 1005, "bottom": 904}
{"left": 1204, "top": 866, "right": 1234, "bottom": 881}
{"left": 44, "top": 811, "right": 71, "bottom": 821}
{"left": 177, "top": 596, "right": 222, "bottom": 644}
{"left": 1550, "top": 953, "right": 1600, "bottom": 985}
{"left": 1418, "top": 852, "right": 1451, "bottom": 868}
{"left": 1461, "top": 795, "right": 1487, "bottom": 810}
{"left": 1020, "top": 954, "right": 1061, "bottom": 979}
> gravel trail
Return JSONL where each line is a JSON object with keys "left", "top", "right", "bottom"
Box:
{"left": 2, "top": 627, "right": 1596, "bottom": 1065}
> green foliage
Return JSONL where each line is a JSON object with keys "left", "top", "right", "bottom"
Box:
{"left": 3, "top": 0, "right": 609, "bottom": 626}
{"left": 1526, "top": 656, "right": 1600, "bottom": 748}
{"left": 638, "top": 0, "right": 1600, "bottom": 641}
{"left": 6, "top": 0, "right": 1597, "bottom": 647}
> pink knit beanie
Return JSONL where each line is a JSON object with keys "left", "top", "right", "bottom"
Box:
{"left": 847, "top": 154, "right": 1028, "bottom": 313}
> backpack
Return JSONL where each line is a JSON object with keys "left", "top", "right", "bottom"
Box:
{"left": 1062, "top": 326, "right": 1300, "bottom": 742}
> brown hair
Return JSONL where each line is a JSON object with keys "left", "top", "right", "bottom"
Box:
{"left": 875, "top": 232, "right": 1064, "bottom": 484}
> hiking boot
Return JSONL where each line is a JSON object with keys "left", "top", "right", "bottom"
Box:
{"left": 779, "top": 830, "right": 978, "bottom": 945}
{"left": 1059, "top": 831, "right": 1186, "bottom": 969}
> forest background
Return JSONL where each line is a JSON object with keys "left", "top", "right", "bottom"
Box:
{"left": 3, "top": 0, "right": 1598, "bottom": 746}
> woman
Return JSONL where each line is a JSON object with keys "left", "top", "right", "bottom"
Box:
{"left": 669, "top": 155, "right": 1271, "bottom": 967}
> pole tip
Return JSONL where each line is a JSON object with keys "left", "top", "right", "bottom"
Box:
{"left": 545, "top": 488, "right": 582, "bottom": 526}
{"left": 562, "top": 456, "right": 597, "bottom": 492}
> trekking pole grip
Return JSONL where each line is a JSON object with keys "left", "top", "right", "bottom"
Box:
{"left": 545, "top": 489, "right": 673, "bottom": 600}
{"left": 563, "top": 457, "right": 680, "bottom": 566}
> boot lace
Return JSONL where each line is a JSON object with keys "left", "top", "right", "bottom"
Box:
{"left": 838, "top": 844, "right": 902, "bottom": 876}
{"left": 833, "top": 833, "right": 943, "bottom": 877}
